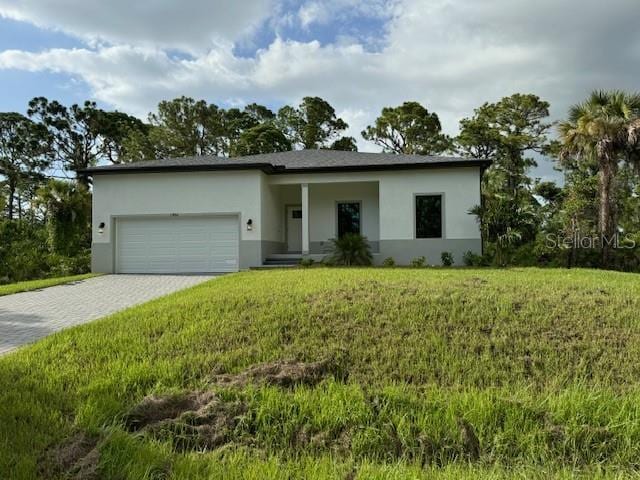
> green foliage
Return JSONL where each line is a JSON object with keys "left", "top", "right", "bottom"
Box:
{"left": 36, "top": 180, "right": 91, "bottom": 257}
{"left": 0, "top": 219, "right": 50, "bottom": 281}
{"left": 148, "top": 96, "right": 226, "bottom": 157}
{"left": 2, "top": 269, "right": 640, "bottom": 478}
{"left": 328, "top": 136, "right": 358, "bottom": 151}
{"left": 0, "top": 112, "right": 52, "bottom": 219}
{"left": 27, "top": 97, "right": 142, "bottom": 185}
{"left": 278, "top": 97, "right": 349, "bottom": 149}
{"left": 558, "top": 90, "right": 640, "bottom": 266}
{"left": 232, "top": 123, "right": 292, "bottom": 156}
{"left": 410, "top": 256, "right": 426, "bottom": 267}
{"left": 462, "top": 250, "right": 487, "bottom": 267}
{"left": 327, "top": 233, "right": 373, "bottom": 266}
{"left": 362, "top": 101, "right": 452, "bottom": 155}
{"left": 299, "top": 257, "right": 315, "bottom": 268}
{"left": 382, "top": 256, "right": 396, "bottom": 267}
{"left": 440, "top": 251, "right": 454, "bottom": 266}
{"left": 459, "top": 93, "right": 553, "bottom": 265}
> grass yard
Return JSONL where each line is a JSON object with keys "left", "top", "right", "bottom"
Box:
{"left": 0, "top": 273, "right": 99, "bottom": 297}
{"left": 1, "top": 268, "right": 640, "bottom": 479}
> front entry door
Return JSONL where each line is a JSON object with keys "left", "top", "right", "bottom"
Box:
{"left": 286, "top": 205, "right": 303, "bottom": 252}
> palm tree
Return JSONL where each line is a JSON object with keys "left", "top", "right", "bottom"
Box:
{"left": 558, "top": 90, "right": 640, "bottom": 266}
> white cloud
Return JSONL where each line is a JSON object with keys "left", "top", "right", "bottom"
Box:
{"left": 1, "top": 0, "right": 639, "bottom": 181}
{"left": 0, "top": 0, "right": 274, "bottom": 54}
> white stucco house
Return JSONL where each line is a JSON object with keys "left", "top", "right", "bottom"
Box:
{"left": 85, "top": 150, "right": 490, "bottom": 273}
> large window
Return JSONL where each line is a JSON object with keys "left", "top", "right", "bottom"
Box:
{"left": 415, "top": 195, "right": 442, "bottom": 238}
{"left": 337, "top": 202, "right": 361, "bottom": 237}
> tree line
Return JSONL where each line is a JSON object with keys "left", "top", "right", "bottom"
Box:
{"left": 1, "top": 91, "right": 638, "bottom": 281}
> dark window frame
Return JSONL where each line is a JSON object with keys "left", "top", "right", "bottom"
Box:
{"left": 414, "top": 194, "right": 444, "bottom": 239}
{"left": 336, "top": 201, "right": 362, "bottom": 238}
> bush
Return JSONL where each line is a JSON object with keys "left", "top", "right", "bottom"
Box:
{"left": 462, "top": 250, "right": 491, "bottom": 267}
{"left": 410, "top": 256, "right": 426, "bottom": 267}
{"left": 48, "top": 250, "right": 91, "bottom": 277}
{"left": 327, "top": 234, "right": 373, "bottom": 266}
{"left": 381, "top": 257, "right": 396, "bottom": 267}
{"left": 299, "top": 257, "right": 315, "bottom": 268}
{"left": 440, "top": 251, "right": 454, "bottom": 267}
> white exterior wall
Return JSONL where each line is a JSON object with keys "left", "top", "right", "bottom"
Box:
{"left": 267, "top": 167, "right": 480, "bottom": 241}
{"left": 91, "top": 166, "right": 482, "bottom": 270}
{"left": 309, "top": 182, "right": 379, "bottom": 244}
{"left": 91, "top": 171, "right": 264, "bottom": 271}
{"left": 260, "top": 173, "right": 281, "bottom": 243}
{"left": 93, "top": 171, "right": 262, "bottom": 242}
{"left": 378, "top": 168, "right": 480, "bottom": 240}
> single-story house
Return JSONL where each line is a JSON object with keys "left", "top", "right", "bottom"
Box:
{"left": 85, "top": 150, "right": 490, "bottom": 273}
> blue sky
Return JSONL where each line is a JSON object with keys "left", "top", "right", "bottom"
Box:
{"left": 1, "top": 0, "right": 639, "bottom": 183}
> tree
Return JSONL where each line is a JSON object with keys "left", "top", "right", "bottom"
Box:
{"left": 149, "top": 96, "right": 225, "bottom": 158}
{"left": 362, "top": 102, "right": 452, "bottom": 155}
{"left": 232, "top": 123, "right": 292, "bottom": 156}
{"left": 221, "top": 108, "right": 260, "bottom": 156}
{"left": 458, "top": 94, "right": 552, "bottom": 195}
{"left": 28, "top": 98, "right": 142, "bottom": 185}
{"left": 97, "top": 111, "right": 149, "bottom": 164}
{"left": 329, "top": 136, "right": 358, "bottom": 151}
{"left": 458, "top": 94, "right": 553, "bottom": 261}
{"left": 0, "top": 112, "right": 52, "bottom": 219}
{"left": 558, "top": 90, "right": 640, "bottom": 265}
{"left": 244, "top": 103, "right": 276, "bottom": 124}
{"left": 277, "top": 97, "right": 348, "bottom": 149}
{"left": 36, "top": 179, "right": 91, "bottom": 257}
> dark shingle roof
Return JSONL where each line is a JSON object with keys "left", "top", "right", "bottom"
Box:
{"left": 84, "top": 149, "right": 489, "bottom": 175}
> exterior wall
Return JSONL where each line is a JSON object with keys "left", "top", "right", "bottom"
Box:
{"left": 260, "top": 173, "right": 285, "bottom": 258}
{"left": 308, "top": 182, "right": 379, "bottom": 253}
{"left": 92, "top": 166, "right": 482, "bottom": 270}
{"left": 377, "top": 168, "right": 481, "bottom": 265}
{"left": 91, "top": 170, "right": 264, "bottom": 272}
{"left": 267, "top": 167, "right": 482, "bottom": 265}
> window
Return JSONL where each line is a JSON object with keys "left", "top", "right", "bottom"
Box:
{"left": 337, "top": 202, "right": 361, "bottom": 237}
{"left": 291, "top": 209, "right": 302, "bottom": 219}
{"left": 415, "top": 195, "right": 442, "bottom": 238}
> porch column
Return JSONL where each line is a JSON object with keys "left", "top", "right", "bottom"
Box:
{"left": 301, "top": 183, "right": 310, "bottom": 255}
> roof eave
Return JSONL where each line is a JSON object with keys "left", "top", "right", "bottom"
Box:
{"left": 82, "top": 159, "right": 491, "bottom": 176}
{"left": 81, "top": 163, "right": 280, "bottom": 176}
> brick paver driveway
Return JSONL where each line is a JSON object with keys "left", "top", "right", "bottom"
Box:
{"left": 0, "top": 274, "right": 214, "bottom": 355}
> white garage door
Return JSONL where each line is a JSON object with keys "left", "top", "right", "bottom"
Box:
{"left": 116, "top": 216, "right": 239, "bottom": 273}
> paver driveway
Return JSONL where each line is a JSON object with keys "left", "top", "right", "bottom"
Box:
{"left": 0, "top": 274, "right": 214, "bottom": 355}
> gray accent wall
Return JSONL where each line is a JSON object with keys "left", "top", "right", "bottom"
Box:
{"left": 261, "top": 240, "right": 286, "bottom": 260}
{"left": 239, "top": 240, "right": 262, "bottom": 270}
{"left": 309, "top": 240, "right": 380, "bottom": 255}
{"left": 378, "top": 239, "right": 481, "bottom": 266}
{"left": 91, "top": 242, "right": 114, "bottom": 273}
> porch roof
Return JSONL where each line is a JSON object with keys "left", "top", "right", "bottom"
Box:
{"left": 84, "top": 149, "right": 491, "bottom": 175}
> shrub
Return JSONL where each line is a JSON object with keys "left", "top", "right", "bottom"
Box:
{"left": 462, "top": 250, "right": 492, "bottom": 267}
{"left": 299, "top": 257, "right": 315, "bottom": 268}
{"left": 48, "top": 250, "right": 91, "bottom": 277}
{"left": 410, "top": 256, "right": 426, "bottom": 267}
{"left": 441, "top": 251, "right": 454, "bottom": 267}
{"left": 327, "top": 234, "right": 373, "bottom": 266}
{"left": 381, "top": 257, "right": 396, "bottom": 267}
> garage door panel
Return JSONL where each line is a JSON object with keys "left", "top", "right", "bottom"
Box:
{"left": 116, "top": 216, "right": 239, "bottom": 273}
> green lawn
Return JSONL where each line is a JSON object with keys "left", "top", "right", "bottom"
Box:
{"left": 0, "top": 273, "right": 99, "bottom": 297}
{"left": 2, "top": 268, "right": 640, "bottom": 479}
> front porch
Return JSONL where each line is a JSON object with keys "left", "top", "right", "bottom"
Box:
{"left": 261, "top": 181, "right": 380, "bottom": 263}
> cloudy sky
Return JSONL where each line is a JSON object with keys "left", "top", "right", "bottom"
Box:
{"left": 0, "top": 0, "right": 639, "bottom": 182}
